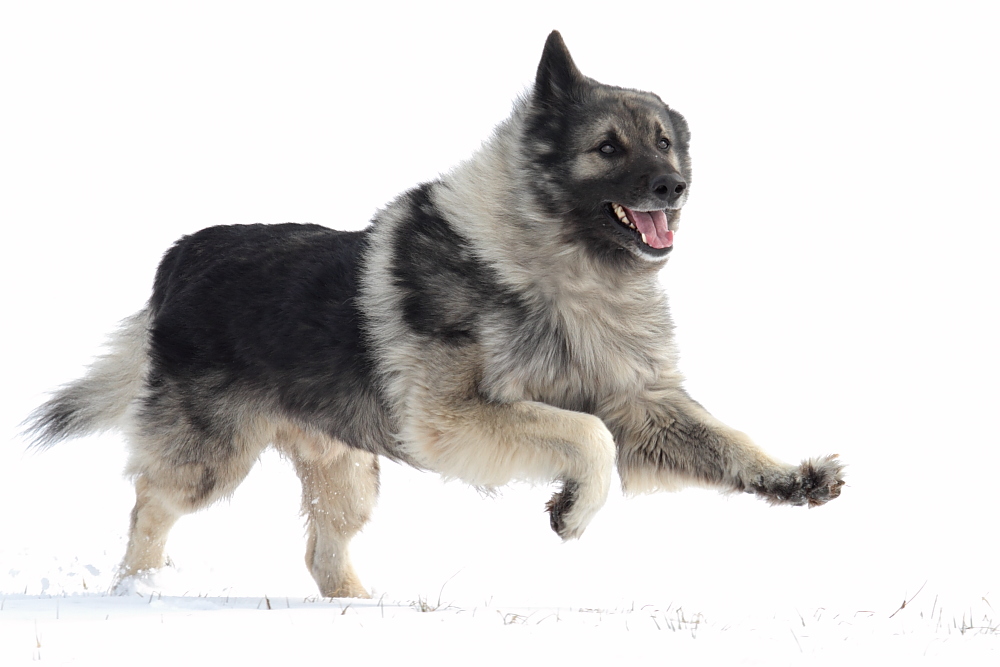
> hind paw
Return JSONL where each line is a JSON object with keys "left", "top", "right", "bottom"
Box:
{"left": 750, "top": 454, "right": 846, "bottom": 507}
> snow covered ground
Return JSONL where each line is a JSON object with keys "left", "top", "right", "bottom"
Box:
{"left": 3, "top": 590, "right": 997, "bottom": 665}
{"left": 2, "top": 1, "right": 999, "bottom": 664}
{"left": 3, "top": 448, "right": 998, "bottom": 667}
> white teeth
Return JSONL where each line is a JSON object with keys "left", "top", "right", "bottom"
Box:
{"left": 612, "top": 203, "right": 637, "bottom": 230}
{"left": 641, "top": 232, "right": 648, "bottom": 244}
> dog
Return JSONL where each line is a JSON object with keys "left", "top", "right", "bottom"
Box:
{"left": 27, "top": 31, "right": 845, "bottom": 598}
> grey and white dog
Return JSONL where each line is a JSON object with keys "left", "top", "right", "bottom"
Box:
{"left": 27, "top": 31, "right": 844, "bottom": 598}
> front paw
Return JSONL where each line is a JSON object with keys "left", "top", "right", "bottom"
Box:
{"left": 545, "top": 478, "right": 607, "bottom": 540}
{"left": 546, "top": 480, "right": 579, "bottom": 538}
{"left": 800, "top": 455, "right": 846, "bottom": 506}
{"left": 751, "top": 454, "right": 846, "bottom": 507}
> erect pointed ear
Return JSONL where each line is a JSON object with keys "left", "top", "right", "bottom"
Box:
{"left": 534, "top": 30, "right": 585, "bottom": 105}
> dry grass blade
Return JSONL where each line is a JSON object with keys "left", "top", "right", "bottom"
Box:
{"left": 889, "top": 580, "right": 927, "bottom": 619}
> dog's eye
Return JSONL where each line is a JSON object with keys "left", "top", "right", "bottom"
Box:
{"left": 657, "top": 138, "right": 671, "bottom": 150}
{"left": 599, "top": 142, "right": 617, "bottom": 155}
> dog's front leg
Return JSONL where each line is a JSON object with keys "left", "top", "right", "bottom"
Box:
{"left": 602, "top": 386, "right": 844, "bottom": 506}
{"left": 399, "top": 391, "right": 616, "bottom": 540}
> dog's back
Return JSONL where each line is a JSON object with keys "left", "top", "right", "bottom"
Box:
{"left": 144, "top": 223, "right": 394, "bottom": 457}
{"left": 28, "top": 223, "right": 393, "bottom": 458}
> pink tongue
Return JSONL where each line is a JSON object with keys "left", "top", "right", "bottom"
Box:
{"left": 625, "top": 207, "right": 673, "bottom": 249}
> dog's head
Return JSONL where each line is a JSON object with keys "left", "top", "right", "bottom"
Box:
{"left": 522, "top": 31, "right": 691, "bottom": 265}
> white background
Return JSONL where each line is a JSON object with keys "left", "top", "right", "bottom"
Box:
{"left": 1, "top": 0, "right": 998, "bottom": 637}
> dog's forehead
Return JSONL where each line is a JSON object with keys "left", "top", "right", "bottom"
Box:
{"left": 585, "top": 87, "right": 674, "bottom": 138}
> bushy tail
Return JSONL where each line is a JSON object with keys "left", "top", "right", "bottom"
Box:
{"left": 25, "top": 309, "right": 151, "bottom": 448}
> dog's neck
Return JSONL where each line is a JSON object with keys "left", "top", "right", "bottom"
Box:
{"left": 436, "top": 129, "right": 663, "bottom": 310}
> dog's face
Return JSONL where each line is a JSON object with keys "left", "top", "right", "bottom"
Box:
{"left": 522, "top": 32, "right": 692, "bottom": 265}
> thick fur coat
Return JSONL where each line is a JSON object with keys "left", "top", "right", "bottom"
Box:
{"left": 27, "top": 31, "right": 844, "bottom": 598}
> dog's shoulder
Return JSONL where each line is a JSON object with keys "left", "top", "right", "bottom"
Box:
{"left": 363, "top": 183, "right": 529, "bottom": 347}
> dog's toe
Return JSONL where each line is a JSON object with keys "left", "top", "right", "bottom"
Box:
{"left": 748, "top": 454, "right": 846, "bottom": 507}
{"left": 545, "top": 480, "right": 578, "bottom": 538}
{"left": 801, "top": 454, "right": 846, "bottom": 507}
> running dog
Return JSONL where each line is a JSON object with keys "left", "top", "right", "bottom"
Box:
{"left": 28, "top": 31, "right": 845, "bottom": 598}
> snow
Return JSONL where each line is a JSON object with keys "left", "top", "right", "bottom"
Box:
{"left": 2, "top": 1, "right": 999, "bottom": 664}
{"left": 2, "top": 593, "right": 995, "bottom": 666}
{"left": 2, "top": 584, "right": 997, "bottom": 665}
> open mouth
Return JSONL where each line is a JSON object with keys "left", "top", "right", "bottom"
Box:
{"left": 608, "top": 203, "right": 674, "bottom": 251}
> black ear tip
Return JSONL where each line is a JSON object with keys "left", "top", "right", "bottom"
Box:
{"left": 535, "top": 29, "right": 583, "bottom": 101}
{"left": 540, "top": 30, "right": 573, "bottom": 66}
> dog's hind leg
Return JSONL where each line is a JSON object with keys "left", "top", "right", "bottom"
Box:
{"left": 118, "top": 457, "right": 262, "bottom": 585}
{"left": 281, "top": 432, "right": 378, "bottom": 599}
{"left": 120, "top": 474, "right": 183, "bottom": 577}
{"left": 603, "top": 385, "right": 845, "bottom": 505}
{"left": 116, "top": 408, "right": 266, "bottom": 588}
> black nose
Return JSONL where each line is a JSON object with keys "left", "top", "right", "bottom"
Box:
{"left": 650, "top": 173, "right": 687, "bottom": 202}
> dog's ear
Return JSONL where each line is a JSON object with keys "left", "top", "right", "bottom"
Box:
{"left": 534, "top": 30, "right": 585, "bottom": 105}
{"left": 667, "top": 107, "right": 691, "bottom": 147}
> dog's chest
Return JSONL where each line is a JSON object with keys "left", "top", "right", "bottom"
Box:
{"left": 484, "top": 287, "right": 672, "bottom": 409}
